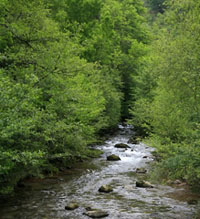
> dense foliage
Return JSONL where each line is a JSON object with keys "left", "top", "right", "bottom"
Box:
{"left": 130, "top": 0, "right": 200, "bottom": 187}
{"left": 147, "top": 0, "right": 165, "bottom": 13}
{"left": 0, "top": 0, "right": 148, "bottom": 194}
{"left": 2, "top": 0, "right": 198, "bottom": 195}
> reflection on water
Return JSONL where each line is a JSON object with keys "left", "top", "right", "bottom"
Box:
{"left": 0, "top": 125, "right": 199, "bottom": 219}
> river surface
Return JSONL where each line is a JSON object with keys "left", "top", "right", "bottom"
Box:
{"left": 0, "top": 125, "right": 199, "bottom": 219}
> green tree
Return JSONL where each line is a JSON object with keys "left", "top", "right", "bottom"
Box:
{"left": 130, "top": 0, "right": 200, "bottom": 186}
{"left": 0, "top": 0, "right": 150, "bottom": 194}
{"left": 0, "top": 0, "right": 106, "bottom": 194}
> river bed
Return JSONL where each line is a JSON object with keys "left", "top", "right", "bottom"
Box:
{"left": 0, "top": 125, "right": 199, "bottom": 219}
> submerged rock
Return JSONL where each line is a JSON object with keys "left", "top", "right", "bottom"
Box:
{"left": 107, "top": 154, "right": 121, "bottom": 161}
{"left": 65, "top": 202, "right": 79, "bottom": 210}
{"left": 136, "top": 168, "right": 147, "bottom": 174}
{"left": 114, "top": 143, "right": 130, "bottom": 149}
{"left": 84, "top": 209, "right": 109, "bottom": 218}
{"left": 136, "top": 180, "right": 154, "bottom": 188}
{"left": 98, "top": 185, "right": 113, "bottom": 193}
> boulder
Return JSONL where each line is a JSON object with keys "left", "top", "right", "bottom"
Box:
{"left": 98, "top": 185, "right": 113, "bottom": 193}
{"left": 143, "top": 156, "right": 148, "bottom": 158}
{"left": 136, "top": 168, "right": 147, "bottom": 174}
{"left": 107, "top": 154, "right": 121, "bottom": 161}
{"left": 136, "top": 180, "right": 154, "bottom": 188}
{"left": 84, "top": 210, "right": 109, "bottom": 218}
{"left": 65, "top": 202, "right": 79, "bottom": 210}
{"left": 114, "top": 143, "right": 130, "bottom": 149}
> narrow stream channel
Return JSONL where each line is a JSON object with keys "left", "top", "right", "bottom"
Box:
{"left": 0, "top": 125, "right": 199, "bottom": 219}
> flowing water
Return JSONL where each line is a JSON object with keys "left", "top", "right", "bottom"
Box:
{"left": 0, "top": 125, "right": 199, "bottom": 219}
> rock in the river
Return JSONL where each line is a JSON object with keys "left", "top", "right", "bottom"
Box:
{"left": 187, "top": 200, "right": 198, "bottom": 205}
{"left": 136, "top": 180, "right": 154, "bottom": 188}
{"left": 85, "top": 207, "right": 95, "bottom": 211}
{"left": 136, "top": 168, "right": 147, "bottom": 174}
{"left": 107, "top": 154, "right": 121, "bottom": 161}
{"left": 98, "top": 185, "right": 113, "bottom": 193}
{"left": 167, "top": 179, "right": 185, "bottom": 185}
{"left": 166, "top": 180, "right": 173, "bottom": 185}
{"left": 65, "top": 202, "right": 79, "bottom": 210}
{"left": 127, "top": 136, "right": 140, "bottom": 144}
{"left": 173, "top": 179, "right": 182, "bottom": 184}
{"left": 84, "top": 209, "right": 109, "bottom": 218}
{"left": 143, "top": 156, "right": 148, "bottom": 158}
{"left": 114, "top": 143, "right": 130, "bottom": 149}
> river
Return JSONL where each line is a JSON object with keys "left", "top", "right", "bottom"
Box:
{"left": 0, "top": 125, "right": 199, "bottom": 218}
